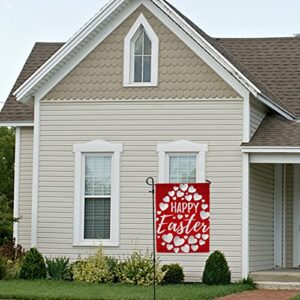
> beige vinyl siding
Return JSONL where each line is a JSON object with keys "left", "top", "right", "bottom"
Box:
{"left": 285, "top": 164, "right": 293, "bottom": 267}
{"left": 250, "top": 97, "right": 267, "bottom": 138}
{"left": 18, "top": 127, "right": 33, "bottom": 249}
{"left": 38, "top": 99, "right": 243, "bottom": 282}
{"left": 249, "top": 164, "right": 274, "bottom": 272}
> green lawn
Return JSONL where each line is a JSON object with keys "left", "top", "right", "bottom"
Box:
{"left": 0, "top": 280, "right": 254, "bottom": 300}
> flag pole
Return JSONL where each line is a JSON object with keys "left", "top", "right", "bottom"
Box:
{"left": 146, "top": 177, "right": 156, "bottom": 300}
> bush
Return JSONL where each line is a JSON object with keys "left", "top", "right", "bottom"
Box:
{"left": 117, "top": 251, "right": 165, "bottom": 286}
{"left": 0, "top": 239, "right": 25, "bottom": 261}
{"left": 106, "top": 256, "right": 120, "bottom": 283}
{"left": 162, "top": 264, "right": 184, "bottom": 284}
{"left": 202, "top": 251, "right": 231, "bottom": 285}
{"left": 0, "top": 257, "right": 7, "bottom": 280}
{"left": 19, "top": 248, "right": 46, "bottom": 280}
{"left": 72, "top": 247, "right": 112, "bottom": 283}
{"left": 46, "top": 257, "right": 70, "bottom": 280}
{"left": 4, "top": 259, "right": 21, "bottom": 280}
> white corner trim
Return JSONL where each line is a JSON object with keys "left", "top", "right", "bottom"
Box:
{"left": 0, "top": 123, "right": 34, "bottom": 127}
{"left": 13, "top": 127, "right": 21, "bottom": 243}
{"left": 31, "top": 96, "right": 40, "bottom": 247}
{"left": 157, "top": 140, "right": 208, "bottom": 183}
{"left": 73, "top": 140, "right": 122, "bottom": 247}
{"left": 242, "top": 153, "right": 249, "bottom": 278}
{"left": 242, "top": 147, "right": 300, "bottom": 153}
{"left": 243, "top": 92, "right": 250, "bottom": 143}
{"left": 124, "top": 13, "right": 159, "bottom": 86}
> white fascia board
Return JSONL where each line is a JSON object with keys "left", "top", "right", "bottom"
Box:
{"left": 242, "top": 146, "right": 300, "bottom": 153}
{"left": 257, "top": 94, "right": 295, "bottom": 120}
{"left": 0, "top": 123, "right": 34, "bottom": 127}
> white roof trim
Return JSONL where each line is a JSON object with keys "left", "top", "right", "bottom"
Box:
{"left": 12, "top": 0, "right": 295, "bottom": 120}
{"left": 241, "top": 146, "right": 300, "bottom": 153}
{"left": 0, "top": 122, "right": 34, "bottom": 127}
{"left": 73, "top": 140, "right": 123, "bottom": 153}
{"left": 157, "top": 140, "right": 208, "bottom": 152}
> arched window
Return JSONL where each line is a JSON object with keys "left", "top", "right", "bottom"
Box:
{"left": 124, "top": 14, "right": 159, "bottom": 86}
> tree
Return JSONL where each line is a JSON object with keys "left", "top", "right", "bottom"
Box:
{"left": 0, "top": 127, "right": 15, "bottom": 244}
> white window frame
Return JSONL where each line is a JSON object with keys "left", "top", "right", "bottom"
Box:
{"left": 124, "top": 13, "right": 159, "bottom": 87}
{"left": 73, "top": 140, "right": 123, "bottom": 247}
{"left": 157, "top": 140, "right": 208, "bottom": 183}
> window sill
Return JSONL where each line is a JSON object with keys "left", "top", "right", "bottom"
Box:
{"left": 123, "top": 82, "right": 158, "bottom": 87}
{"left": 73, "top": 239, "right": 119, "bottom": 247}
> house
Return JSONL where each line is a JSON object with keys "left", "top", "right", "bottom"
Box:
{"left": 1, "top": 0, "right": 300, "bottom": 284}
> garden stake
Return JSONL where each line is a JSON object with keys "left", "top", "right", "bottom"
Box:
{"left": 146, "top": 177, "right": 156, "bottom": 300}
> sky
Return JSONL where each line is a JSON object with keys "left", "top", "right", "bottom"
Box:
{"left": 0, "top": 0, "right": 299, "bottom": 110}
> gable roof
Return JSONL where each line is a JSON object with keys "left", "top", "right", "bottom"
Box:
{"left": 0, "top": 42, "right": 64, "bottom": 123}
{"left": 0, "top": 0, "right": 300, "bottom": 124}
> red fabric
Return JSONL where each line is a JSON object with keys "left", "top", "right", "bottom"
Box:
{"left": 156, "top": 183, "right": 210, "bottom": 254}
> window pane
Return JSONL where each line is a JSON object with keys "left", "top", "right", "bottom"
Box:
{"left": 144, "top": 32, "right": 151, "bottom": 55}
{"left": 134, "top": 30, "right": 143, "bottom": 55}
{"left": 134, "top": 56, "right": 142, "bottom": 82}
{"left": 85, "top": 156, "right": 111, "bottom": 196}
{"left": 84, "top": 198, "right": 111, "bottom": 239}
{"left": 169, "top": 155, "right": 196, "bottom": 183}
{"left": 143, "top": 56, "right": 151, "bottom": 82}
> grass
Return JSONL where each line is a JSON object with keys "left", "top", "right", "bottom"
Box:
{"left": 0, "top": 280, "right": 254, "bottom": 300}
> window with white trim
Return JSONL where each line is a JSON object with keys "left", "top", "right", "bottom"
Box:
{"left": 124, "top": 14, "right": 159, "bottom": 86}
{"left": 73, "top": 140, "right": 122, "bottom": 247}
{"left": 157, "top": 140, "right": 208, "bottom": 183}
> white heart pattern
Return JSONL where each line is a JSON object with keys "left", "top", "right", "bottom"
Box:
{"left": 160, "top": 203, "right": 169, "bottom": 211}
{"left": 162, "top": 233, "right": 173, "bottom": 244}
{"left": 177, "top": 191, "right": 184, "bottom": 198}
{"left": 161, "top": 242, "right": 166, "bottom": 246}
{"left": 180, "top": 183, "right": 189, "bottom": 192}
{"left": 199, "top": 239, "right": 206, "bottom": 246}
{"left": 181, "top": 244, "right": 190, "bottom": 253}
{"left": 174, "top": 236, "right": 185, "bottom": 247}
{"left": 173, "top": 186, "right": 179, "bottom": 191}
{"left": 167, "top": 244, "right": 174, "bottom": 251}
{"left": 168, "top": 191, "right": 175, "bottom": 197}
{"left": 188, "top": 186, "right": 196, "bottom": 193}
{"left": 174, "top": 248, "right": 179, "bottom": 253}
{"left": 202, "top": 204, "right": 208, "bottom": 210}
{"left": 200, "top": 211, "right": 210, "bottom": 220}
{"left": 202, "top": 234, "right": 209, "bottom": 241}
{"left": 196, "top": 233, "right": 201, "bottom": 239}
{"left": 188, "top": 236, "right": 197, "bottom": 245}
{"left": 194, "top": 193, "right": 202, "bottom": 201}
{"left": 157, "top": 211, "right": 161, "bottom": 215}
{"left": 191, "top": 245, "right": 199, "bottom": 252}
{"left": 185, "top": 195, "right": 192, "bottom": 202}
{"left": 163, "top": 196, "right": 170, "bottom": 203}
{"left": 178, "top": 214, "right": 183, "bottom": 220}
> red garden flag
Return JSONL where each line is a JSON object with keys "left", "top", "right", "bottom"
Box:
{"left": 156, "top": 183, "right": 210, "bottom": 254}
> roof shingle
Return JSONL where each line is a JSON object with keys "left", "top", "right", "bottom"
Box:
{"left": 0, "top": 42, "right": 64, "bottom": 123}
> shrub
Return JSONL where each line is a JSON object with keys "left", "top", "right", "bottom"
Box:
{"left": 202, "top": 251, "right": 231, "bottom": 285}
{"left": 4, "top": 259, "right": 21, "bottom": 280}
{"left": 19, "top": 248, "right": 46, "bottom": 280}
{"left": 117, "top": 251, "right": 165, "bottom": 286}
{"left": 72, "top": 247, "right": 112, "bottom": 283}
{"left": 46, "top": 257, "right": 70, "bottom": 280}
{"left": 106, "top": 256, "right": 120, "bottom": 283}
{"left": 162, "top": 264, "right": 184, "bottom": 284}
{"left": 0, "top": 257, "right": 7, "bottom": 280}
{"left": 0, "top": 239, "right": 25, "bottom": 261}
